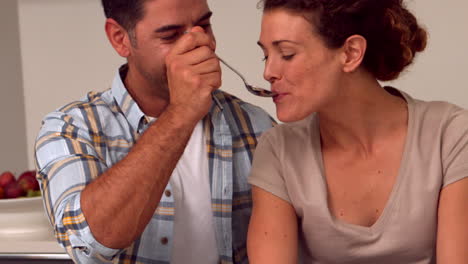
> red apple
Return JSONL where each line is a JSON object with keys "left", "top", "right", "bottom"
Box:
{"left": 5, "top": 182, "right": 26, "bottom": 198}
{"left": 18, "top": 170, "right": 36, "bottom": 182}
{"left": 0, "top": 186, "right": 4, "bottom": 199}
{"left": 0, "top": 171, "right": 16, "bottom": 188}
{"left": 19, "top": 176, "right": 40, "bottom": 192}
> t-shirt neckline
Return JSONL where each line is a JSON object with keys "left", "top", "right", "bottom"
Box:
{"left": 313, "top": 86, "right": 415, "bottom": 234}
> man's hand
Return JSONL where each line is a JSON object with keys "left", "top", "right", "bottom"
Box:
{"left": 165, "top": 26, "right": 221, "bottom": 123}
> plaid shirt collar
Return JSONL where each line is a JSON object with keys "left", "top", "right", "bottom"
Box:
{"left": 111, "top": 64, "right": 151, "bottom": 133}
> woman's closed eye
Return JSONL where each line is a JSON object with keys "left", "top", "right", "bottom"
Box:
{"left": 282, "top": 54, "right": 295, "bottom": 61}
{"left": 261, "top": 54, "right": 295, "bottom": 61}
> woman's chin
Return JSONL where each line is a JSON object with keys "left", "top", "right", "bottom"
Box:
{"left": 277, "top": 110, "right": 308, "bottom": 123}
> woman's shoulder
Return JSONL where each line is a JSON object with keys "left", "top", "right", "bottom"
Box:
{"left": 405, "top": 92, "right": 468, "bottom": 156}
{"left": 410, "top": 95, "right": 468, "bottom": 128}
{"left": 408, "top": 96, "right": 468, "bottom": 186}
{"left": 394, "top": 87, "right": 467, "bottom": 126}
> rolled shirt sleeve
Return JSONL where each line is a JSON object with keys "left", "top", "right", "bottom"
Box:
{"left": 35, "top": 110, "right": 123, "bottom": 263}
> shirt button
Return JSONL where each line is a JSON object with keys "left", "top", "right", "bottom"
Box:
{"left": 160, "top": 237, "right": 169, "bottom": 245}
{"left": 164, "top": 190, "right": 172, "bottom": 197}
{"left": 78, "top": 247, "right": 90, "bottom": 255}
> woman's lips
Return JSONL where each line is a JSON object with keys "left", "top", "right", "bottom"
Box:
{"left": 273, "top": 92, "right": 288, "bottom": 103}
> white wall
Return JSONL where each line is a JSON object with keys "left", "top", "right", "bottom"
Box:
{"left": 385, "top": 0, "right": 468, "bottom": 103}
{"left": 0, "top": 0, "right": 28, "bottom": 175}
{"left": 18, "top": 0, "right": 123, "bottom": 169}
{"left": 14, "top": 0, "right": 468, "bottom": 169}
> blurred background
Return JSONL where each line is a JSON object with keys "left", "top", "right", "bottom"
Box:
{"left": 1, "top": 0, "right": 468, "bottom": 174}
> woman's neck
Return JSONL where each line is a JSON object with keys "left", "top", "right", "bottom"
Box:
{"left": 318, "top": 76, "right": 408, "bottom": 157}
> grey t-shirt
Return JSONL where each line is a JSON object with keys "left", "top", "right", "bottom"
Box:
{"left": 249, "top": 90, "right": 468, "bottom": 264}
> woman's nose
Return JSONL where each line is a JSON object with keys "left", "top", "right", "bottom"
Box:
{"left": 263, "top": 58, "right": 280, "bottom": 84}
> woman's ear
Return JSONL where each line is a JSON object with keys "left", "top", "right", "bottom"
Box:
{"left": 105, "top": 18, "right": 132, "bottom": 58}
{"left": 341, "top": 35, "right": 367, "bottom": 73}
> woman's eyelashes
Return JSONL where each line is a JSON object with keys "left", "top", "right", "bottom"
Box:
{"left": 282, "top": 54, "right": 295, "bottom": 61}
{"left": 261, "top": 54, "right": 295, "bottom": 62}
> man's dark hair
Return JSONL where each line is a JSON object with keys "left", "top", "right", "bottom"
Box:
{"left": 101, "top": 0, "right": 147, "bottom": 35}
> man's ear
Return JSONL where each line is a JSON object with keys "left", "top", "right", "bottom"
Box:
{"left": 341, "top": 35, "right": 366, "bottom": 73}
{"left": 105, "top": 18, "right": 132, "bottom": 58}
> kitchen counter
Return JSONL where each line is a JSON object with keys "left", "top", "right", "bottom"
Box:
{"left": 0, "top": 197, "right": 72, "bottom": 263}
{"left": 0, "top": 239, "right": 72, "bottom": 263}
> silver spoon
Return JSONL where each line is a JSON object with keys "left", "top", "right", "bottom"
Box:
{"left": 218, "top": 57, "right": 276, "bottom": 97}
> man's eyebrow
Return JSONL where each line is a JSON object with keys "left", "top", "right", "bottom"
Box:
{"left": 155, "top": 24, "right": 183, "bottom": 33}
{"left": 195, "top": 11, "right": 213, "bottom": 24}
{"left": 154, "top": 11, "right": 213, "bottom": 33}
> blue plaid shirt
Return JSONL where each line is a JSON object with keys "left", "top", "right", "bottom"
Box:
{"left": 35, "top": 65, "right": 275, "bottom": 263}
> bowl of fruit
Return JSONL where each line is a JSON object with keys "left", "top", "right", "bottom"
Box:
{"left": 0, "top": 170, "right": 55, "bottom": 241}
{"left": 0, "top": 170, "right": 41, "bottom": 199}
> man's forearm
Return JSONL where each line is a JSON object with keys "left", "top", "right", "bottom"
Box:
{"left": 80, "top": 106, "right": 199, "bottom": 249}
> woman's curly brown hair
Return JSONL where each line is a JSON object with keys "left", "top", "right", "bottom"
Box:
{"left": 259, "top": 0, "right": 427, "bottom": 81}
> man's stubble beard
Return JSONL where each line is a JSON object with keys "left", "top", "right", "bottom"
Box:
{"left": 139, "top": 64, "right": 171, "bottom": 102}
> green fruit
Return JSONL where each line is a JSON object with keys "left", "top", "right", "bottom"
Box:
{"left": 26, "top": 189, "right": 41, "bottom": 197}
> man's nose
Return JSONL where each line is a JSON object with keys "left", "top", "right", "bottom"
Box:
{"left": 185, "top": 26, "right": 216, "bottom": 50}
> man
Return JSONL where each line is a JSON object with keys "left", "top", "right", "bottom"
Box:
{"left": 34, "top": 0, "right": 274, "bottom": 263}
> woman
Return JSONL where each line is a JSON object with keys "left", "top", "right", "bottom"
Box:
{"left": 247, "top": 0, "right": 468, "bottom": 263}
